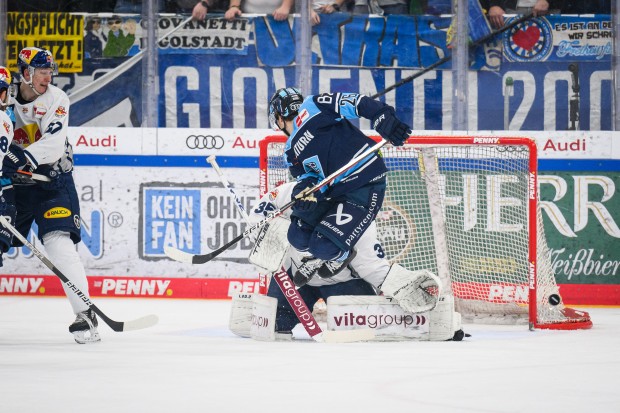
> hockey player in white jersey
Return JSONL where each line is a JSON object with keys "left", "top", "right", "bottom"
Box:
{"left": 242, "top": 181, "right": 465, "bottom": 341}
{"left": 0, "top": 66, "right": 17, "bottom": 269}
{"left": 1, "top": 48, "right": 100, "bottom": 344}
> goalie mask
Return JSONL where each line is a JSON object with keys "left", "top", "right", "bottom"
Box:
{"left": 268, "top": 87, "right": 303, "bottom": 131}
{"left": 0, "top": 66, "right": 14, "bottom": 109}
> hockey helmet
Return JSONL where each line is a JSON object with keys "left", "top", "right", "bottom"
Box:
{"left": 268, "top": 87, "right": 303, "bottom": 130}
{"left": 0, "top": 66, "right": 13, "bottom": 108}
{"left": 17, "top": 47, "right": 58, "bottom": 77}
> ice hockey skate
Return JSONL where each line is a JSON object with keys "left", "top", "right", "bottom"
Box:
{"left": 292, "top": 256, "right": 323, "bottom": 287}
{"left": 317, "top": 250, "right": 357, "bottom": 279}
{"left": 69, "top": 309, "right": 101, "bottom": 344}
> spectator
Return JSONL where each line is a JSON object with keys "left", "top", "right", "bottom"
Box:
{"left": 103, "top": 16, "right": 137, "bottom": 57}
{"left": 7, "top": 0, "right": 74, "bottom": 11}
{"left": 189, "top": 0, "right": 228, "bottom": 20}
{"left": 84, "top": 17, "right": 106, "bottom": 59}
{"left": 113, "top": 0, "right": 165, "bottom": 13}
{"left": 351, "top": 0, "right": 408, "bottom": 15}
{"left": 485, "top": 0, "right": 559, "bottom": 28}
{"left": 559, "top": 0, "right": 611, "bottom": 14}
{"left": 223, "top": 0, "right": 295, "bottom": 21}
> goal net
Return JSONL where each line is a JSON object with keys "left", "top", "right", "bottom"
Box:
{"left": 259, "top": 135, "right": 592, "bottom": 330}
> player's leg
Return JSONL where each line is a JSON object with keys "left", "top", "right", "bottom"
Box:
{"left": 309, "top": 182, "right": 386, "bottom": 274}
{"left": 34, "top": 173, "right": 100, "bottom": 344}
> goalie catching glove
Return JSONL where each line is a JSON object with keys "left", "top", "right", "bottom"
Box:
{"left": 372, "top": 107, "right": 411, "bottom": 147}
{"left": 380, "top": 263, "right": 441, "bottom": 313}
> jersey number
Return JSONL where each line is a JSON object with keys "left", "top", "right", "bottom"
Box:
{"left": 45, "top": 121, "right": 63, "bottom": 135}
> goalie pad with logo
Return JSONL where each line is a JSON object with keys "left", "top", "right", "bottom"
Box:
{"left": 248, "top": 216, "right": 290, "bottom": 273}
{"left": 326, "top": 295, "right": 462, "bottom": 341}
{"left": 228, "top": 292, "right": 291, "bottom": 341}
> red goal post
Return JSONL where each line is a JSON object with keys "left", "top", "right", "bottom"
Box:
{"left": 259, "top": 135, "right": 592, "bottom": 330}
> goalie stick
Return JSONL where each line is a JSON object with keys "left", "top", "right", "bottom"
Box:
{"left": 0, "top": 216, "right": 158, "bottom": 332}
{"left": 165, "top": 138, "right": 389, "bottom": 264}
{"left": 371, "top": 13, "right": 534, "bottom": 99}
{"left": 271, "top": 268, "right": 374, "bottom": 343}
{"left": 205, "top": 158, "right": 374, "bottom": 342}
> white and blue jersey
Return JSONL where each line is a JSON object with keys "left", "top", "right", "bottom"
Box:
{"left": 284, "top": 92, "right": 388, "bottom": 198}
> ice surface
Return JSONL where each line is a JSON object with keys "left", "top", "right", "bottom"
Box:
{"left": 1, "top": 296, "right": 618, "bottom": 413}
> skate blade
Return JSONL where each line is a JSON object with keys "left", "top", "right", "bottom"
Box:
{"left": 73, "top": 329, "right": 102, "bottom": 344}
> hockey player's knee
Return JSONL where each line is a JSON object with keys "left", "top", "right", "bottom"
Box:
{"left": 287, "top": 216, "right": 313, "bottom": 251}
{"left": 308, "top": 232, "right": 345, "bottom": 261}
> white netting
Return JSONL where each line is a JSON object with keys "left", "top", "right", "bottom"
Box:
{"left": 260, "top": 136, "right": 591, "bottom": 329}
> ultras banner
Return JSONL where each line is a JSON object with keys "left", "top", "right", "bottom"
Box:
{"left": 53, "top": 13, "right": 613, "bottom": 129}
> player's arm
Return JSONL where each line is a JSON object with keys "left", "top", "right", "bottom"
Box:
{"left": 22, "top": 94, "right": 70, "bottom": 167}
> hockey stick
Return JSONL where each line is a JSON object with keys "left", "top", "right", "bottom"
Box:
{"left": 207, "top": 155, "right": 250, "bottom": 221}
{"left": 0, "top": 216, "right": 158, "bottom": 332}
{"left": 165, "top": 138, "right": 389, "bottom": 264}
{"left": 271, "top": 268, "right": 374, "bottom": 343}
{"left": 207, "top": 155, "right": 270, "bottom": 293}
{"left": 371, "top": 13, "right": 534, "bottom": 99}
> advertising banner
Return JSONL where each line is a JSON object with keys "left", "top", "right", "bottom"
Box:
{"left": 6, "top": 12, "right": 84, "bottom": 72}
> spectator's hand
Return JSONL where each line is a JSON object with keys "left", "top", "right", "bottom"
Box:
{"left": 310, "top": 10, "right": 320, "bottom": 25}
{"left": 373, "top": 107, "right": 411, "bottom": 147}
{"left": 273, "top": 6, "right": 290, "bottom": 21}
{"left": 488, "top": 6, "right": 505, "bottom": 29}
{"left": 123, "top": 19, "right": 137, "bottom": 35}
{"left": 225, "top": 7, "right": 242, "bottom": 20}
{"left": 319, "top": 4, "right": 337, "bottom": 14}
{"left": 192, "top": 1, "right": 208, "bottom": 20}
{"left": 532, "top": 0, "right": 549, "bottom": 16}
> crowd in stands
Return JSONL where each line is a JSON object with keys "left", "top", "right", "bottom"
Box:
{"left": 6, "top": 0, "right": 614, "bottom": 19}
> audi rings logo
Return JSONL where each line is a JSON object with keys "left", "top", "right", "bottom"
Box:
{"left": 186, "top": 135, "right": 225, "bottom": 150}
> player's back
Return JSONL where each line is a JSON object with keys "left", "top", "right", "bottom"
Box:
{"left": 285, "top": 93, "right": 387, "bottom": 198}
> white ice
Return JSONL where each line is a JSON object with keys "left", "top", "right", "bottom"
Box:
{"left": 1, "top": 296, "right": 618, "bottom": 413}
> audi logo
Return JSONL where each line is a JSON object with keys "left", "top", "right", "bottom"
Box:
{"left": 186, "top": 135, "right": 225, "bottom": 150}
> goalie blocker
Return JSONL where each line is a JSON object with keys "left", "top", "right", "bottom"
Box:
{"left": 229, "top": 293, "right": 464, "bottom": 342}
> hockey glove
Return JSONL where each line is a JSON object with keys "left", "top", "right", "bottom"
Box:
{"left": 291, "top": 177, "right": 324, "bottom": 212}
{"left": 2, "top": 144, "right": 34, "bottom": 177}
{"left": 372, "top": 107, "right": 411, "bottom": 147}
{"left": 34, "top": 165, "right": 64, "bottom": 191}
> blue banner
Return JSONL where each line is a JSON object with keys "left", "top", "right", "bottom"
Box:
{"left": 61, "top": 13, "right": 613, "bottom": 130}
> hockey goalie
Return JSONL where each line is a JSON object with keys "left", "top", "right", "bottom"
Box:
{"left": 229, "top": 181, "right": 465, "bottom": 342}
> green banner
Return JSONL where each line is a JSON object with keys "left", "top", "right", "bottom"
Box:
{"left": 541, "top": 172, "right": 620, "bottom": 284}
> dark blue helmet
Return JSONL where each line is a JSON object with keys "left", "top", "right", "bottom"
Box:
{"left": 268, "top": 87, "right": 303, "bottom": 130}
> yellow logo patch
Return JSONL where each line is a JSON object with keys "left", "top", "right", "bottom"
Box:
{"left": 44, "top": 207, "right": 71, "bottom": 219}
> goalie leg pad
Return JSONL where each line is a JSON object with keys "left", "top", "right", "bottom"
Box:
{"left": 249, "top": 216, "right": 290, "bottom": 273}
{"left": 249, "top": 294, "right": 277, "bottom": 341}
{"left": 429, "top": 295, "right": 463, "bottom": 341}
{"left": 327, "top": 295, "right": 463, "bottom": 341}
{"left": 380, "top": 264, "right": 441, "bottom": 314}
{"left": 229, "top": 293, "right": 254, "bottom": 338}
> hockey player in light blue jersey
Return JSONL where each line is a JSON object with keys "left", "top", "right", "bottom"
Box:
{"left": 268, "top": 87, "right": 411, "bottom": 287}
